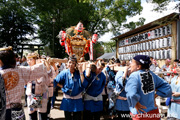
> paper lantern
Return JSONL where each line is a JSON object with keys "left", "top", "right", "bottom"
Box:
{"left": 92, "top": 34, "right": 98, "bottom": 43}
{"left": 75, "top": 22, "right": 83, "bottom": 32}
{"left": 154, "top": 29, "right": 158, "bottom": 38}
{"left": 167, "top": 37, "right": 171, "bottom": 47}
{"left": 162, "top": 26, "right": 167, "bottom": 36}
{"left": 167, "top": 49, "right": 171, "bottom": 59}
{"left": 60, "top": 41, "right": 65, "bottom": 46}
{"left": 156, "top": 39, "right": 159, "bottom": 49}
{"left": 167, "top": 24, "right": 172, "bottom": 35}
{"left": 58, "top": 30, "right": 66, "bottom": 41}
{"left": 156, "top": 51, "right": 159, "bottom": 59}
{"left": 61, "top": 31, "right": 66, "bottom": 41}
{"left": 158, "top": 28, "right": 163, "bottom": 37}
{"left": 163, "top": 38, "right": 167, "bottom": 47}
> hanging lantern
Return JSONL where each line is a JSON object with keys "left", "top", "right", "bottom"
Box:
{"left": 61, "top": 30, "right": 66, "bottom": 41}
{"left": 57, "top": 31, "right": 62, "bottom": 40}
{"left": 92, "top": 34, "right": 98, "bottom": 44}
{"left": 58, "top": 30, "right": 66, "bottom": 41}
{"left": 75, "top": 22, "right": 84, "bottom": 32}
{"left": 60, "top": 40, "right": 65, "bottom": 46}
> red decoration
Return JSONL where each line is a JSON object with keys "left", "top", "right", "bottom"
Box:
{"left": 89, "top": 41, "right": 93, "bottom": 60}
{"left": 60, "top": 41, "right": 65, "bottom": 46}
{"left": 58, "top": 22, "right": 92, "bottom": 60}
{"left": 61, "top": 31, "right": 66, "bottom": 41}
{"left": 92, "top": 34, "right": 98, "bottom": 43}
{"left": 65, "top": 42, "right": 70, "bottom": 54}
{"left": 58, "top": 30, "right": 66, "bottom": 41}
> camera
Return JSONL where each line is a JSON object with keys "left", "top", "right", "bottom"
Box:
{"left": 29, "top": 94, "right": 43, "bottom": 109}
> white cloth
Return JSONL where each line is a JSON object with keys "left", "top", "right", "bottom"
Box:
{"left": 0, "top": 63, "right": 48, "bottom": 109}
{"left": 63, "top": 93, "right": 82, "bottom": 99}
{"left": 58, "top": 63, "right": 66, "bottom": 73}
{"left": 84, "top": 93, "right": 102, "bottom": 101}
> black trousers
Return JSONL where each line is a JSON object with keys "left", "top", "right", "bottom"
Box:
{"left": 102, "top": 94, "right": 109, "bottom": 115}
{"left": 47, "top": 97, "right": 52, "bottom": 115}
{"left": 29, "top": 111, "right": 47, "bottom": 120}
{"left": 5, "top": 109, "right": 12, "bottom": 120}
{"left": 83, "top": 110, "right": 101, "bottom": 120}
{"left": 115, "top": 110, "right": 130, "bottom": 120}
{"left": 24, "top": 88, "right": 27, "bottom": 106}
{"left": 51, "top": 86, "right": 60, "bottom": 107}
{"left": 64, "top": 111, "right": 81, "bottom": 120}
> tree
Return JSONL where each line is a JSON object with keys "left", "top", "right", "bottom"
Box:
{"left": 19, "top": 0, "right": 144, "bottom": 58}
{"left": 93, "top": 42, "right": 104, "bottom": 60}
{"left": 0, "top": 0, "right": 35, "bottom": 52}
{"left": 103, "top": 41, "right": 116, "bottom": 53}
{"left": 123, "top": 17, "right": 145, "bottom": 30}
{"left": 147, "top": 0, "right": 179, "bottom": 12}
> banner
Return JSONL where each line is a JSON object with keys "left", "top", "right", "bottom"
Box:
{"left": 89, "top": 41, "right": 93, "bottom": 60}
{"left": 65, "top": 42, "right": 69, "bottom": 55}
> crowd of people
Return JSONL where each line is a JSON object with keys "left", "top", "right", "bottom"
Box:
{"left": 0, "top": 46, "right": 180, "bottom": 120}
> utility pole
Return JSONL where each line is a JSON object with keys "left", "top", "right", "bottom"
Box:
{"left": 52, "top": 18, "right": 56, "bottom": 56}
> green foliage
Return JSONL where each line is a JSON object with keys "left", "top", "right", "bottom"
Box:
{"left": 0, "top": 0, "right": 35, "bottom": 51}
{"left": 19, "top": 0, "right": 144, "bottom": 58}
{"left": 0, "top": 0, "right": 145, "bottom": 58}
{"left": 93, "top": 41, "right": 104, "bottom": 60}
{"left": 123, "top": 17, "right": 145, "bottom": 30}
{"left": 89, "top": 0, "right": 143, "bottom": 35}
{"left": 103, "top": 41, "right": 116, "bottom": 53}
{"left": 149, "top": 0, "right": 179, "bottom": 12}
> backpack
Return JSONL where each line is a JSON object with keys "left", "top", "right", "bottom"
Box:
{"left": 0, "top": 74, "right": 6, "bottom": 120}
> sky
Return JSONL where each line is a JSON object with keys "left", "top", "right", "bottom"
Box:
{"left": 98, "top": 0, "right": 180, "bottom": 42}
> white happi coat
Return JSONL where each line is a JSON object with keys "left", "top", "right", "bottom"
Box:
{"left": 26, "top": 66, "right": 52, "bottom": 114}
{"left": 0, "top": 63, "right": 48, "bottom": 109}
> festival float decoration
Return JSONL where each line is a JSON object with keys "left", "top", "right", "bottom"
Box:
{"left": 57, "top": 22, "right": 98, "bottom": 60}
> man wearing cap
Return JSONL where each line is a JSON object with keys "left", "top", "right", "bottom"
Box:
{"left": 125, "top": 55, "right": 172, "bottom": 120}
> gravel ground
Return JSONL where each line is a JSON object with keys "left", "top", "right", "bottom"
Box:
{"left": 22, "top": 92, "right": 168, "bottom": 120}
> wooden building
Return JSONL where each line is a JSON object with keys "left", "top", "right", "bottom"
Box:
{"left": 113, "top": 12, "right": 180, "bottom": 67}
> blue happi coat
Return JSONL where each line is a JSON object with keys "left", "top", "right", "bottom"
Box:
{"left": 115, "top": 71, "right": 129, "bottom": 111}
{"left": 125, "top": 70, "right": 172, "bottom": 114}
{"left": 83, "top": 71, "right": 106, "bottom": 112}
{"left": 54, "top": 69, "right": 84, "bottom": 112}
